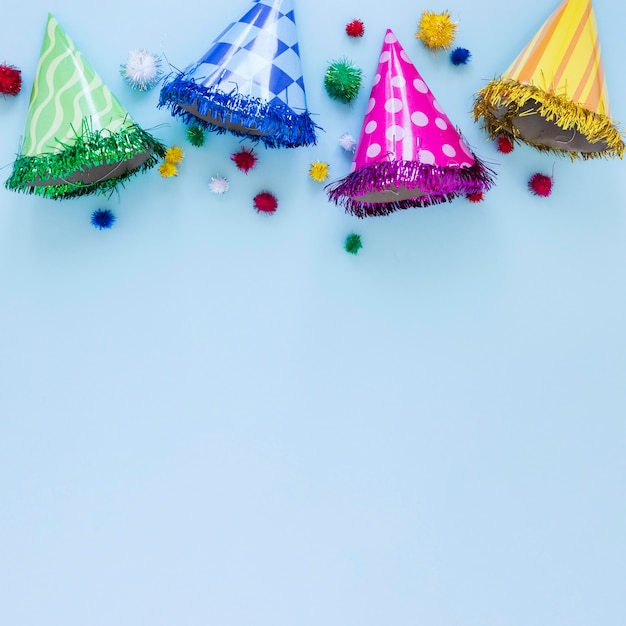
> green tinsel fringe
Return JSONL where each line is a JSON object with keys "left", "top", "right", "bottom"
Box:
{"left": 5, "top": 120, "right": 167, "bottom": 200}
{"left": 473, "top": 78, "right": 625, "bottom": 160}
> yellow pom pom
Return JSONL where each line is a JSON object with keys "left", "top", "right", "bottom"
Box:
{"left": 309, "top": 160, "right": 330, "bottom": 183}
{"left": 415, "top": 10, "right": 457, "bottom": 51}
{"left": 159, "top": 161, "right": 178, "bottom": 178}
{"left": 164, "top": 145, "right": 184, "bottom": 164}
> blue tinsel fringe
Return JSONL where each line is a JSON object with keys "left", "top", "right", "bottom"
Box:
{"left": 159, "top": 76, "right": 319, "bottom": 149}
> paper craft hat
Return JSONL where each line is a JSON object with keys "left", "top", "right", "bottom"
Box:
{"left": 473, "top": 0, "right": 624, "bottom": 159}
{"left": 326, "top": 30, "right": 495, "bottom": 218}
{"left": 159, "top": 0, "right": 317, "bottom": 148}
{"left": 5, "top": 14, "right": 165, "bottom": 201}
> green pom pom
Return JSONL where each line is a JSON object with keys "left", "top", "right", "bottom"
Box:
{"left": 344, "top": 233, "right": 363, "bottom": 255}
{"left": 324, "top": 60, "right": 362, "bottom": 104}
{"left": 186, "top": 125, "right": 206, "bottom": 147}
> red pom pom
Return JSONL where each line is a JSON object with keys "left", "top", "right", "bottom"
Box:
{"left": 345, "top": 19, "right": 365, "bottom": 37}
{"left": 466, "top": 191, "right": 484, "bottom": 203}
{"left": 528, "top": 172, "right": 553, "bottom": 197}
{"left": 230, "top": 146, "right": 258, "bottom": 174}
{"left": 497, "top": 135, "right": 514, "bottom": 154}
{"left": 0, "top": 64, "right": 22, "bottom": 96}
{"left": 253, "top": 191, "right": 278, "bottom": 214}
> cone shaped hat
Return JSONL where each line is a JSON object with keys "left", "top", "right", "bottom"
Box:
{"left": 159, "top": 0, "right": 317, "bottom": 148}
{"left": 5, "top": 14, "right": 165, "bottom": 200}
{"left": 473, "top": 0, "right": 624, "bottom": 159}
{"left": 327, "top": 30, "right": 494, "bottom": 218}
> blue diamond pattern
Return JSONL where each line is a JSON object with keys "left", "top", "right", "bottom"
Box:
{"left": 199, "top": 42, "right": 236, "bottom": 67}
{"left": 186, "top": 0, "right": 307, "bottom": 111}
{"left": 243, "top": 31, "right": 289, "bottom": 58}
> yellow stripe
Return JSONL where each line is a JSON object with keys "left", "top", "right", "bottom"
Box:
{"left": 547, "top": 0, "right": 592, "bottom": 93}
{"left": 502, "top": 0, "right": 611, "bottom": 117}
{"left": 572, "top": 36, "right": 607, "bottom": 114}
{"left": 505, "top": 0, "right": 568, "bottom": 83}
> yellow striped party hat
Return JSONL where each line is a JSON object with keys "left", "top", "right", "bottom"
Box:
{"left": 473, "top": 0, "right": 624, "bottom": 159}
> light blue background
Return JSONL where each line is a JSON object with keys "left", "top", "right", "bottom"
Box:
{"left": 1, "top": 1, "right": 625, "bottom": 625}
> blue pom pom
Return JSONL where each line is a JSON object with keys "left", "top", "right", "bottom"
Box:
{"left": 450, "top": 47, "right": 471, "bottom": 65}
{"left": 91, "top": 208, "right": 116, "bottom": 230}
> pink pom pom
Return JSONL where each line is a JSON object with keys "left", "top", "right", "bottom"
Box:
{"left": 0, "top": 64, "right": 22, "bottom": 96}
{"left": 345, "top": 19, "right": 365, "bottom": 37}
{"left": 466, "top": 191, "right": 484, "bottom": 203}
{"left": 231, "top": 146, "right": 258, "bottom": 174}
{"left": 253, "top": 191, "right": 278, "bottom": 214}
{"left": 497, "top": 135, "right": 514, "bottom": 154}
{"left": 528, "top": 172, "right": 553, "bottom": 197}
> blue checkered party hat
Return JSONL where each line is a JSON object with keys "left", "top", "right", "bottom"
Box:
{"left": 159, "top": 0, "right": 318, "bottom": 148}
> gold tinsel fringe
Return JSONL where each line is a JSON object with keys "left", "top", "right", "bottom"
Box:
{"left": 473, "top": 78, "right": 625, "bottom": 160}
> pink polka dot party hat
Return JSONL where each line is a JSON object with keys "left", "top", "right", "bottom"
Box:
{"left": 327, "top": 29, "right": 495, "bottom": 218}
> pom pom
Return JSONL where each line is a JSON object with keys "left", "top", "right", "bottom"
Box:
{"left": 497, "top": 135, "right": 514, "bottom": 154}
{"left": 344, "top": 233, "right": 362, "bottom": 255}
{"left": 159, "top": 161, "right": 178, "bottom": 178}
{"left": 450, "top": 47, "right": 471, "bottom": 65}
{"left": 466, "top": 192, "right": 484, "bottom": 203}
{"left": 324, "top": 59, "right": 362, "bottom": 104}
{"left": 253, "top": 191, "right": 278, "bottom": 215}
{"left": 164, "top": 145, "right": 184, "bottom": 164}
{"left": 338, "top": 133, "right": 357, "bottom": 152}
{"left": 186, "top": 125, "right": 206, "bottom": 147}
{"left": 528, "top": 172, "right": 553, "bottom": 197}
{"left": 231, "top": 146, "right": 258, "bottom": 174}
{"left": 345, "top": 19, "right": 365, "bottom": 38}
{"left": 309, "top": 161, "right": 330, "bottom": 183}
{"left": 415, "top": 10, "right": 457, "bottom": 51}
{"left": 209, "top": 176, "right": 230, "bottom": 194}
{"left": 90, "top": 208, "right": 116, "bottom": 230}
{"left": 120, "top": 49, "right": 162, "bottom": 91}
{"left": 0, "top": 64, "right": 22, "bottom": 96}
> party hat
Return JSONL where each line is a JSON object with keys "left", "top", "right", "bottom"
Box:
{"left": 473, "top": 0, "right": 624, "bottom": 159}
{"left": 326, "top": 30, "right": 494, "bottom": 218}
{"left": 5, "top": 14, "right": 165, "bottom": 201}
{"left": 159, "top": 0, "right": 318, "bottom": 148}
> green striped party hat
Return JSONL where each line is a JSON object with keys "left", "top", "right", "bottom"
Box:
{"left": 6, "top": 14, "right": 165, "bottom": 200}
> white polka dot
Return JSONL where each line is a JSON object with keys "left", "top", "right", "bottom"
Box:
{"left": 459, "top": 140, "right": 473, "bottom": 157}
{"left": 411, "top": 111, "right": 429, "bottom": 126}
{"left": 435, "top": 117, "right": 448, "bottom": 130}
{"left": 386, "top": 125, "right": 406, "bottom": 141}
{"left": 390, "top": 75, "right": 406, "bottom": 88}
{"left": 364, "top": 120, "right": 377, "bottom": 134}
{"left": 379, "top": 51, "right": 391, "bottom": 63}
{"left": 413, "top": 78, "right": 428, "bottom": 93}
{"left": 460, "top": 161, "right": 473, "bottom": 168}
{"left": 432, "top": 99, "right": 444, "bottom": 113}
{"left": 442, "top": 144, "right": 457, "bottom": 157}
{"left": 384, "top": 31, "right": 397, "bottom": 43}
{"left": 365, "top": 98, "right": 376, "bottom": 113}
{"left": 367, "top": 143, "right": 382, "bottom": 158}
{"left": 385, "top": 97, "right": 403, "bottom": 113}
{"left": 419, "top": 149, "right": 435, "bottom": 165}
{"left": 372, "top": 73, "right": 381, "bottom": 86}
{"left": 400, "top": 50, "right": 411, "bottom": 63}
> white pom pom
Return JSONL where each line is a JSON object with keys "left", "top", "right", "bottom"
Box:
{"left": 209, "top": 176, "right": 230, "bottom": 194}
{"left": 338, "top": 132, "right": 357, "bottom": 152}
{"left": 120, "top": 49, "right": 162, "bottom": 91}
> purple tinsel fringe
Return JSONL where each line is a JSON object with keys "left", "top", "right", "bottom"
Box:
{"left": 325, "top": 155, "right": 496, "bottom": 218}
